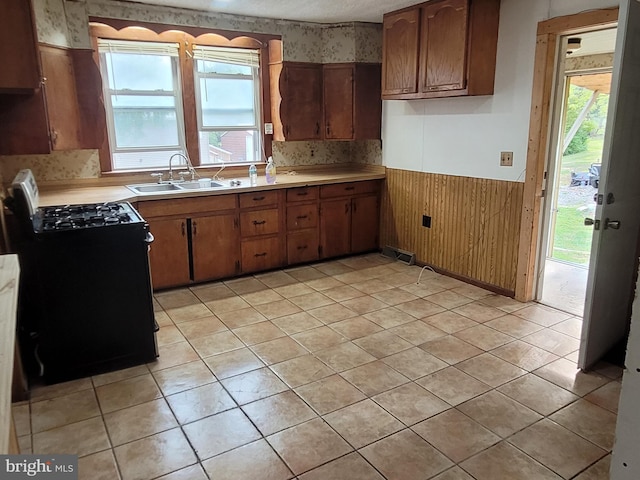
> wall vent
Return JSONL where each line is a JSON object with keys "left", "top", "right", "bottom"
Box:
{"left": 381, "top": 245, "right": 416, "bottom": 265}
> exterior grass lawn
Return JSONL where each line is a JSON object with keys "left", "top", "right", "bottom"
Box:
{"left": 551, "top": 135, "right": 605, "bottom": 266}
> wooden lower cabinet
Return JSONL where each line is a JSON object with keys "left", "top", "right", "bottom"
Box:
{"left": 319, "top": 198, "right": 351, "bottom": 258}
{"left": 241, "top": 237, "right": 282, "bottom": 273}
{"left": 287, "top": 230, "right": 319, "bottom": 265}
{"left": 319, "top": 182, "right": 381, "bottom": 259}
{"left": 147, "top": 217, "right": 191, "bottom": 290}
{"left": 191, "top": 214, "right": 239, "bottom": 282}
{"left": 351, "top": 194, "right": 380, "bottom": 253}
{"left": 141, "top": 180, "right": 380, "bottom": 289}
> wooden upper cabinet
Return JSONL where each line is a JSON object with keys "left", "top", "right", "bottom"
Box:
{"left": 382, "top": 0, "right": 500, "bottom": 100}
{"left": 323, "top": 65, "right": 354, "bottom": 140}
{"left": 419, "top": 0, "right": 468, "bottom": 93}
{"left": 279, "top": 63, "right": 323, "bottom": 141}
{"left": 40, "top": 46, "right": 83, "bottom": 151}
{"left": 324, "top": 64, "right": 382, "bottom": 140}
{"left": 0, "top": 0, "right": 40, "bottom": 92}
{"left": 382, "top": 9, "right": 420, "bottom": 96}
{"left": 0, "top": 45, "right": 105, "bottom": 155}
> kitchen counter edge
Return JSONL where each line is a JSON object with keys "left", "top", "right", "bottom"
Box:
{"left": 38, "top": 168, "right": 386, "bottom": 207}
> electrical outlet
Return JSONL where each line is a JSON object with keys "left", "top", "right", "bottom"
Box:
{"left": 500, "top": 151, "right": 513, "bottom": 166}
{"left": 422, "top": 215, "right": 431, "bottom": 228}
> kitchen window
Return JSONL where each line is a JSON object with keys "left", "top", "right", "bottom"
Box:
{"left": 98, "top": 39, "right": 187, "bottom": 171}
{"left": 90, "top": 20, "right": 277, "bottom": 173}
{"left": 193, "top": 46, "right": 262, "bottom": 165}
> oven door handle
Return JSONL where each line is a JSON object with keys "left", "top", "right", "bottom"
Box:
{"left": 144, "top": 232, "right": 155, "bottom": 244}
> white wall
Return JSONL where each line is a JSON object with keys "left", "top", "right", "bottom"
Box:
{"left": 382, "top": 0, "right": 619, "bottom": 182}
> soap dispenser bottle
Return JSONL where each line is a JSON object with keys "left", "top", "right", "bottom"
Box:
{"left": 265, "top": 157, "right": 276, "bottom": 184}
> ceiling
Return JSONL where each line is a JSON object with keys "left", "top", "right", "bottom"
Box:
{"left": 115, "top": 0, "right": 421, "bottom": 23}
{"left": 566, "top": 28, "right": 617, "bottom": 57}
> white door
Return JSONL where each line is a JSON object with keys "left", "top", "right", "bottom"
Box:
{"left": 579, "top": 0, "right": 640, "bottom": 369}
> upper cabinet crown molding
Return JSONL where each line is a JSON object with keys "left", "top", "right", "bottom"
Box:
{"left": 382, "top": 0, "right": 501, "bottom": 100}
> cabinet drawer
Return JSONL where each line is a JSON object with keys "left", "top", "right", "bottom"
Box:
{"left": 239, "top": 190, "right": 279, "bottom": 209}
{"left": 287, "top": 204, "right": 317, "bottom": 230}
{"left": 240, "top": 208, "right": 279, "bottom": 237}
{"left": 320, "top": 180, "right": 379, "bottom": 198}
{"left": 241, "top": 237, "right": 283, "bottom": 273}
{"left": 286, "top": 186, "right": 318, "bottom": 202}
{"left": 287, "top": 230, "right": 319, "bottom": 265}
{"left": 138, "top": 194, "right": 237, "bottom": 218}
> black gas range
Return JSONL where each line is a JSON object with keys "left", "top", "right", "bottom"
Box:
{"left": 10, "top": 170, "right": 158, "bottom": 385}
{"left": 36, "top": 202, "right": 140, "bottom": 232}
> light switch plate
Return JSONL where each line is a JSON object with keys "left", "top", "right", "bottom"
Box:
{"left": 264, "top": 123, "right": 274, "bottom": 134}
{"left": 500, "top": 151, "right": 513, "bottom": 166}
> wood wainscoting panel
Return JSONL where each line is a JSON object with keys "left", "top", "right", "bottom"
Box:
{"left": 380, "top": 168, "right": 524, "bottom": 293}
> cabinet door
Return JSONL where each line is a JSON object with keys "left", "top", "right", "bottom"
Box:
{"left": 382, "top": 8, "right": 420, "bottom": 96}
{"left": 354, "top": 64, "right": 382, "bottom": 139}
{"left": 287, "top": 204, "right": 317, "bottom": 230}
{"left": 241, "top": 236, "right": 283, "bottom": 273}
{"left": 323, "top": 65, "right": 354, "bottom": 140}
{"left": 419, "top": 0, "right": 469, "bottom": 93}
{"left": 288, "top": 230, "right": 319, "bottom": 265}
{"left": 319, "top": 199, "right": 351, "bottom": 258}
{"left": 240, "top": 208, "right": 280, "bottom": 237}
{"left": 192, "top": 214, "right": 239, "bottom": 282}
{"left": 281, "top": 63, "right": 323, "bottom": 140}
{"left": 40, "top": 46, "right": 83, "bottom": 150}
{"left": 351, "top": 195, "right": 380, "bottom": 253}
{"left": 147, "top": 218, "right": 190, "bottom": 290}
{"left": 0, "top": 0, "right": 40, "bottom": 92}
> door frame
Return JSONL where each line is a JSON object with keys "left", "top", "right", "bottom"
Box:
{"left": 515, "top": 7, "right": 619, "bottom": 301}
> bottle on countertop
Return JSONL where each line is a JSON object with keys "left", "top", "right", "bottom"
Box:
{"left": 249, "top": 164, "right": 257, "bottom": 186}
{"left": 265, "top": 157, "right": 276, "bottom": 184}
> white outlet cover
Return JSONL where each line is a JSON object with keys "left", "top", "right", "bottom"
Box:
{"left": 264, "top": 123, "right": 274, "bottom": 134}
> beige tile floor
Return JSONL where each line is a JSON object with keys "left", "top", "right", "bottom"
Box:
{"left": 12, "top": 254, "right": 621, "bottom": 480}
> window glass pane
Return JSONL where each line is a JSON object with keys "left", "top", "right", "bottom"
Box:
{"left": 111, "top": 95, "right": 175, "bottom": 108}
{"left": 113, "top": 108, "right": 180, "bottom": 148}
{"left": 105, "top": 53, "right": 175, "bottom": 91}
{"left": 196, "top": 60, "right": 252, "bottom": 76}
{"left": 199, "top": 78, "right": 256, "bottom": 127}
{"left": 198, "top": 130, "right": 260, "bottom": 164}
{"left": 112, "top": 149, "right": 183, "bottom": 171}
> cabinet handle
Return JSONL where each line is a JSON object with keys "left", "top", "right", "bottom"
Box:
{"left": 345, "top": 203, "right": 349, "bottom": 214}
{"left": 296, "top": 215, "right": 308, "bottom": 220}
{"left": 316, "top": 122, "right": 320, "bottom": 136}
{"left": 253, "top": 196, "right": 265, "bottom": 201}
{"left": 345, "top": 186, "right": 355, "bottom": 191}
{"left": 297, "top": 191, "right": 308, "bottom": 196}
{"left": 192, "top": 221, "right": 197, "bottom": 235}
{"left": 181, "top": 222, "right": 185, "bottom": 236}
{"left": 253, "top": 220, "right": 266, "bottom": 225}
{"left": 297, "top": 245, "right": 308, "bottom": 250}
{"left": 254, "top": 252, "right": 267, "bottom": 257}
{"left": 353, "top": 203, "right": 357, "bottom": 213}
{"left": 326, "top": 124, "right": 330, "bottom": 136}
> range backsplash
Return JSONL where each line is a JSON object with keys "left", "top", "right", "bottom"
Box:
{"left": 0, "top": 140, "right": 382, "bottom": 184}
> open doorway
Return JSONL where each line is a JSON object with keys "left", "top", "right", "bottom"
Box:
{"left": 537, "top": 29, "right": 616, "bottom": 316}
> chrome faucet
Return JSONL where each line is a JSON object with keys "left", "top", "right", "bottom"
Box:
{"left": 168, "top": 153, "right": 197, "bottom": 182}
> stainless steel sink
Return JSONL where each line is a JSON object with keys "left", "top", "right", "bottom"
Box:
{"left": 127, "top": 183, "right": 183, "bottom": 193}
{"left": 127, "top": 180, "right": 227, "bottom": 194}
{"left": 178, "top": 180, "right": 225, "bottom": 189}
